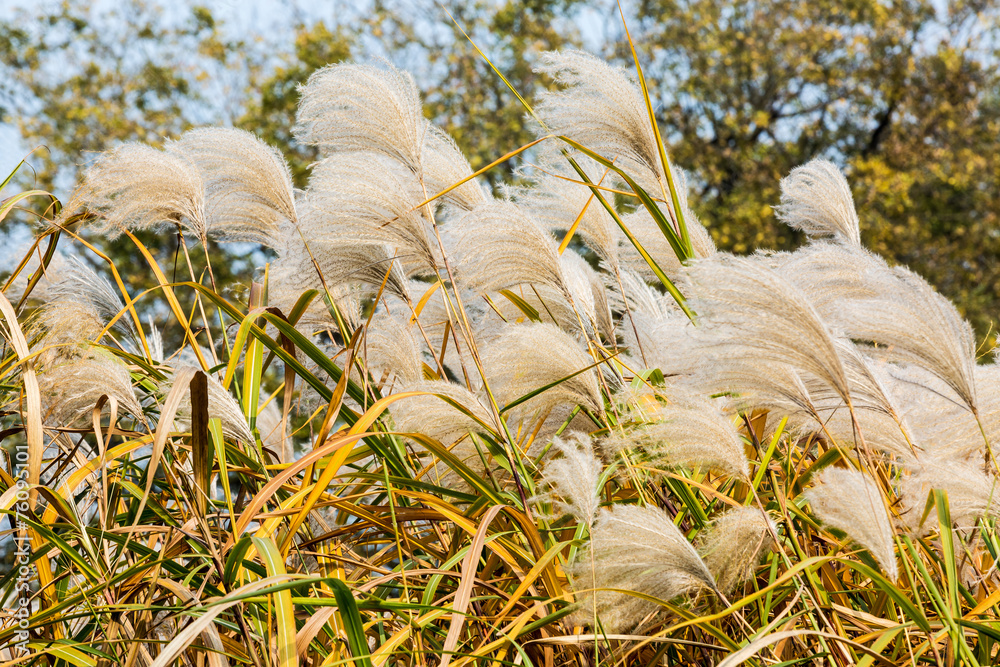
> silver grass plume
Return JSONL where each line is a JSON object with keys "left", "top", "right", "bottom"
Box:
{"left": 833, "top": 265, "right": 978, "bottom": 414}
{"left": 779, "top": 242, "right": 888, "bottom": 313}
{"left": 972, "top": 363, "right": 1000, "bottom": 454}
{"left": 37, "top": 349, "right": 145, "bottom": 426}
{"left": 453, "top": 199, "right": 568, "bottom": 298}
{"left": 402, "top": 281, "right": 481, "bottom": 382}
{"left": 686, "top": 254, "right": 851, "bottom": 406}
{"left": 295, "top": 60, "right": 425, "bottom": 173}
{"left": 560, "top": 251, "right": 600, "bottom": 331}
{"left": 535, "top": 434, "right": 603, "bottom": 526}
{"left": 783, "top": 242, "right": 977, "bottom": 412}
{"left": 697, "top": 507, "right": 775, "bottom": 594}
{"left": 616, "top": 194, "right": 715, "bottom": 283}
{"left": 29, "top": 284, "right": 144, "bottom": 429}
{"left": 617, "top": 207, "right": 685, "bottom": 279}
{"left": 61, "top": 143, "right": 206, "bottom": 241}
{"left": 785, "top": 340, "right": 916, "bottom": 459}
{"left": 879, "top": 362, "right": 978, "bottom": 461}
{"left": 391, "top": 380, "right": 494, "bottom": 446}
{"left": 685, "top": 355, "right": 817, "bottom": 426}
{"left": 589, "top": 268, "right": 616, "bottom": 344}
{"left": 364, "top": 311, "right": 423, "bottom": 388}
{"left": 488, "top": 284, "right": 578, "bottom": 334}
{"left": 390, "top": 380, "right": 498, "bottom": 489}
{"left": 164, "top": 367, "right": 254, "bottom": 443}
{"left": 519, "top": 163, "right": 620, "bottom": 268}
{"left": 775, "top": 159, "right": 861, "bottom": 246}
{"left": 422, "top": 125, "right": 488, "bottom": 213}
{"left": 169, "top": 127, "right": 296, "bottom": 247}
{"left": 534, "top": 50, "right": 670, "bottom": 198}
{"left": 480, "top": 253, "right": 605, "bottom": 338}
{"left": 304, "top": 154, "right": 438, "bottom": 275}
{"left": 663, "top": 165, "right": 717, "bottom": 259}
{"left": 47, "top": 255, "right": 139, "bottom": 350}
{"left": 612, "top": 270, "right": 699, "bottom": 375}
{"left": 269, "top": 217, "right": 411, "bottom": 315}
{"left": 148, "top": 318, "right": 164, "bottom": 364}
{"left": 482, "top": 322, "right": 603, "bottom": 417}
{"left": 572, "top": 503, "right": 717, "bottom": 632}
{"left": 4, "top": 246, "right": 68, "bottom": 304}
{"left": 609, "top": 268, "right": 676, "bottom": 318}
{"left": 604, "top": 389, "right": 750, "bottom": 479}
{"left": 807, "top": 467, "right": 898, "bottom": 579}
{"left": 902, "top": 457, "right": 1000, "bottom": 532}
{"left": 255, "top": 396, "right": 285, "bottom": 453}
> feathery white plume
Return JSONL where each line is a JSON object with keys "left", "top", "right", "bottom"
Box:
{"left": 572, "top": 504, "right": 717, "bottom": 632}
{"left": 47, "top": 255, "right": 139, "bottom": 349}
{"left": 535, "top": 50, "right": 668, "bottom": 197}
{"left": 686, "top": 254, "right": 851, "bottom": 405}
{"left": 782, "top": 242, "right": 977, "bottom": 413}
{"left": 38, "top": 350, "right": 145, "bottom": 426}
{"left": 453, "top": 200, "right": 568, "bottom": 298}
{"left": 779, "top": 242, "right": 886, "bottom": 312}
{"left": 28, "top": 265, "right": 144, "bottom": 426}
{"left": 422, "top": 125, "right": 488, "bottom": 213}
{"left": 807, "top": 467, "right": 898, "bottom": 579}
{"left": 364, "top": 311, "right": 423, "bottom": 387}
{"left": 390, "top": 380, "right": 502, "bottom": 489}
{"left": 63, "top": 143, "right": 206, "bottom": 241}
{"left": 169, "top": 127, "right": 296, "bottom": 247}
{"left": 537, "top": 434, "right": 603, "bottom": 526}
{"left": 270, "top": 217, "right": 411, "bottom": 314}
{"left": 4, "top": 246, "right": 68, "bottom": 304}
{"left": 391, "top": 380, "right": 494, "bottom": 446}
{"left": 775, "top": 159, "right": 861, "bottom": 246}
{"left": 902, "top": 457, "right": 1000, "bottom": 532}
{"left": 520, "top": 165, "right": 620, "bottom": 267}
{"left": 482, "top": 322, "right": 603, "bottom": 417}
{"left": 697, "top": 507, "right": 775, "bottom": 593}
{"left": 834, "top": 265, "right": 978, "bottom": 413}
{"left": 605, "top": 389, "right": 750, "bottom": 479}
{"left": 305, "top": 154, "right": 438, "bottom": 275}
{"left": 295, "top": 60, "right": 425, "bottom": 173}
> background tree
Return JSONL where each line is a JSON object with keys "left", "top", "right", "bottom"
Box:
{"left": 0, "top": 0, "right": 265, "bottom": 294}
{"left": 3, "top": 0, "right": 1000, "bottom": 341}
{"left": 627, "top": 0, "right": 1000, "bottom": 336}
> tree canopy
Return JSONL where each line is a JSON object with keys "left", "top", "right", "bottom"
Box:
{"left": 3, "top": 0, "right": 999, "bottom": 340}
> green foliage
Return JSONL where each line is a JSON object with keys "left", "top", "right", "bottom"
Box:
{"left": 629, "top": 0, "right": 1000, "bottom": 338}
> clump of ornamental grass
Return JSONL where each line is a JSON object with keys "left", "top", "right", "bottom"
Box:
{"left": 4, "top": 38, "right": 1000, "bottom": 667}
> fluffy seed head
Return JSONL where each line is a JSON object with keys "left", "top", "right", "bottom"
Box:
{"left": 169, "top": 127, "right": 296, "bottom": 246}
{"left": 535, "top": 50, "right": 666, "bottom": 196}
{"left": 453, "top": 200, "right": 568, "bottom": 298}
{"left": 606, "top": 389, "right": 750, "bottom": 479}
{"left": 775, "top": 159, "right": 861, "bottom": 246}
{"left": 536, "top": 434, "right": 603, "bottom": 526}
{"left": 572, "top": 504, "right": 717, "bottom": 632}
{"left": 295, "top": 60, "right": 425, "bottom": 173}
{"left": 482, "top": 322, "right": 603, "bottom": 418}
{"left": 304, "top": 154, "right": 438, "bottom": 275}
{"left": 807, "top": 467, "right": 898, "bottom": 580}
{"left": 63, "top": 143, "right": 206, "bottom": 240}
{"left": 697, "top": 507, "right": 775, "bottom": 593}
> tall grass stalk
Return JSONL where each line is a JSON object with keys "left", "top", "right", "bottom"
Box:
{"left": 3, "top": 33, "right": 1000, "bottom": 667}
